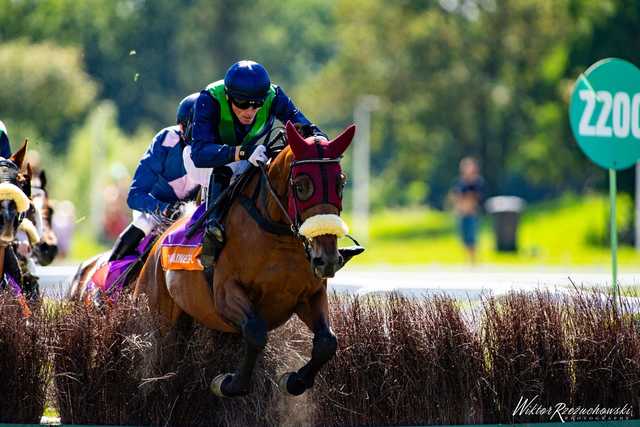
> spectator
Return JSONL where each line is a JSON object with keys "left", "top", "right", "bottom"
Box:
{"left": 51, "top": 200, "right": 76, "bottom": 259}
{"left": 450, "top": 157, "right": 484, "bottom": 264}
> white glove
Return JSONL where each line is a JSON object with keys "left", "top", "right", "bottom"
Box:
{"left": 248, "top": 144, "right": 268, "bottom": 166}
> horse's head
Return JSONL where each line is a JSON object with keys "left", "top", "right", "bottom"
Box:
{"left": 284, "top": 121, "right": 355, "bottom": 278}
{"left": 30, "top": 169, "right": 53, "bottom": 231}
{"left": 0, "top": 141, "right": 31, "bottom": 246}
{"left": 27, "top": 169, "right": 59, "bottom": 265}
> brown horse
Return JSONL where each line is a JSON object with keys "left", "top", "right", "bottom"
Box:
{"left": 29, "top": 170, "right": 59, "bottom": 266}
{"left": 9, "top": 169, "right": 59, "bottom": 300}
{"left": 0, "top": 142, "right": 36, "bottom": 304}
{"left": 134, "top": 121, "right": 355, "bottom": 398}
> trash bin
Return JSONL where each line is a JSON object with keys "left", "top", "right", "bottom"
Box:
{"left": 485, "top": 196, "right": 526, "bottom": 252}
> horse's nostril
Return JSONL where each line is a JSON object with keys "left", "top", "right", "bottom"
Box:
{"left": 312, "top": 257, "right": 325, "bottom": 267}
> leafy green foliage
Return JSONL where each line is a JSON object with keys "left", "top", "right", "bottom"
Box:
{"left": 0, "top": 41, "right": 96, "bottom": 149}
{"left": 1, "top": 0, "right": 640, "bottom": 209}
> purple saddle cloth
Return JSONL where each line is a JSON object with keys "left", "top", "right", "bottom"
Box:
{"left": 88, "top": 232, "right": 156, "bottom": 300}
{"left": 163, "top": 202, "right": 206, "bottom": 248}
{"left": 160, "top": 203, "right": 207, "bottom": 271}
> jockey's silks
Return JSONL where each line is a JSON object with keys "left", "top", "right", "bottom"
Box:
{"left": 207, "top": 80, "right": 276, "bottom": 149}
{"left": 190, "top": 84, "right": 326, "bottom": 169}
{"left": 128, "top": 125, "right": 199, "bottom": 214}
{"left": 0, "top": 120, "right": 10, "bottom": 158}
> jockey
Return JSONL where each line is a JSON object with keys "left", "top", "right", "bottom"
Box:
{"left": 0, "top": 120, "right": 13, "bottom": 158}
{"left": 107, "top": 93, "right": 202, "bottom": 262}
{"left": 190, "top": 60, "right": 327, "bottom": 262}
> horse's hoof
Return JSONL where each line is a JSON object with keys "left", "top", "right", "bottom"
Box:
{"left": 278, "top": 372, "right": 307, "bottom": 396}
{"left": 210, "top": 373, "right": 234, "bottom": 397}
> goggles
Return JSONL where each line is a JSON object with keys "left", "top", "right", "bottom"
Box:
{"left": 230, "top": 97, "right": 264, "bottom": 110}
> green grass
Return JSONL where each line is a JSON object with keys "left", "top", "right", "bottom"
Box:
{"left": 343, "top": 193, "right": 640, "bottom": 266}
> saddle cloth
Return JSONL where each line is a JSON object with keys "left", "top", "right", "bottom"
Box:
{"left": 88, "top": 233, "right": 155, "bottom": 298}
{"left": 160, "top": 203, "right": 206, "bottom": 271}
{"left": 2, "top": 273, "right": 31, "bottom": 318}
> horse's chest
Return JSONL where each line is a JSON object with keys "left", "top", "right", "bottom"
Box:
{"left": 249, "top": 272, "right": 322, "bottom": 327}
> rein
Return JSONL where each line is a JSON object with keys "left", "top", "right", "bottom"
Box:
{"left": 255, "top": 156, "right": 361, "bottom": 258}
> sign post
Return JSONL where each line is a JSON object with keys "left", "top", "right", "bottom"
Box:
{"left": 569, "top": 58, "right": 640, "bottom": 305}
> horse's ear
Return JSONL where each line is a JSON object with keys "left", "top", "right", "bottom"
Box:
{"left": 39, "top": 170, "right": 47, "bottom": 189}
{"left": 10, "top": 139, "right": 28, "bottom": 169}
{"left": 26, "top": 163, "right": 33, "bottom": 179}
{"left": 328, "top": 124, "right": 356, "bottom": 157}
{"left": 285, "top": 121, "right": 308, "bottom": 158}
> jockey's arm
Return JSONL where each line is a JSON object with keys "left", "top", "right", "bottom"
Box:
{"left": 190, "top": 92, "right": 238, "bottom": 169}
{"left": 271, "top": 87, "right": 328, "bottom": 140}
{"left": 182, "top": 145, "right": 211, "bottom": 187}
{"left": 127, "top": 129, "right": 172, "bottom": 214}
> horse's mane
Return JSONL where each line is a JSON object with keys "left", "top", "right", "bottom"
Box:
{"left": 266, "top": 145, "right": 294, "bottom": 187}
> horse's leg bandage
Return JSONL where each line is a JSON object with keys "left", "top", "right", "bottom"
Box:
{"left": 0, "top": 183, "right": 30, "bottom": 213}
{"left": 299, "top": 214, "right": 349, "bottom": 239}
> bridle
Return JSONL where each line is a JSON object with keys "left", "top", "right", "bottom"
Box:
{"left": 256, "top": 132, "right": 360, "bottom": 260}
{"left": 0, "top": 159, "right": 27, "bottom": 225}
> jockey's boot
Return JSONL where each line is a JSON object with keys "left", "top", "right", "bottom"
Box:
{"left": 108, "top": 224, "right": 146, "bottom": 262}
{"left": 200, "top": 172, "right": 230, "bottom": 266}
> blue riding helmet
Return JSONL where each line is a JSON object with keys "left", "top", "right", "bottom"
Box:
{"left": 224, "top": 60, "right": 271, "bottom": 101}
{"left": 176, "top": 92, "right": 200, "bottom": 127}
{"left": 176, "top": 92, "right": 199, "bottom": 141}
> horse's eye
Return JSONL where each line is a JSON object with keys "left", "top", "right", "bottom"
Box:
{"left": 336, "top": 173, "right": 346, "bottom": 199}
{"left": 293, "top": 175, "right": 314, "bottom": 201}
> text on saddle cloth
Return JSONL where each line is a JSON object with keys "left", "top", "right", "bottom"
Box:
{"left": 161, "top": 203, "right": 206, "bottom": 271}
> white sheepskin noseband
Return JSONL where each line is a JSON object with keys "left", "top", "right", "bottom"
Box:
{"left": 0, "top": 182, "right": 30, "bottom": 213}
{"left": 299, "top": 214, "right": 349, "bottom": 239}
{"left": 18, "top": 218, "right": 40, "bottom": 244}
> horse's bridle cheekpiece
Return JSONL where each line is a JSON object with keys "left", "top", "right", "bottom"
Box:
{"left": 0, "top": 159, "right": 19, "bottom": 184}
{"left": 0, "top": 158, "right": 30, "bottom": 228}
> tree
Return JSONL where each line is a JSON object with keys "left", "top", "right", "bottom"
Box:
{"left": 0, "top": 41, "right": 97, "bottom": 150}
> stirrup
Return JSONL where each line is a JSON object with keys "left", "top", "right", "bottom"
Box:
{"left": 211, "top": 225, "right": 224, "bottom": 243}
{"left": 206, "top": 219, "right": 225, "bottom": 244}
{"left": 201, "top": 227, "right": 224, "bottom": 267}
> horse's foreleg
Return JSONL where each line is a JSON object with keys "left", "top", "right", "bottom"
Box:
{"left": 210, "top": 280, "right": 267, "bottom": 398}
{"left": 280, "top": 287, "right": 337, "bottom": 396}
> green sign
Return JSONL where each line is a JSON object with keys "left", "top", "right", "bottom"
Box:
{"left": 569, "top": 58, "right": 640, "bottom": 170}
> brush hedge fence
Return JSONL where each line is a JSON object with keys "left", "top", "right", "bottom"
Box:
{"left": 0, "top": 289, "right": 638, "bottom": 426}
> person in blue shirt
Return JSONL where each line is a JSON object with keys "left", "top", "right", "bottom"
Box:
{"left": 0, "top": 120, "right": 13, "bottom": 158}
{"left": 450, "top": 157, "right": 485, "bottom": 265}
{"left": 190, "top": 60, "right": 327, "bottom": 263}
{"left": 107, "top": 93, "right": 202, "bottom": 262}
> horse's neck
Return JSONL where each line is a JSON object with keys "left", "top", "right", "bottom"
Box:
{"left": 41, "top": 199, "right": 52, "bottom": 228}
{"left": 256, "top": 151, "right": 292, "bottom": 225}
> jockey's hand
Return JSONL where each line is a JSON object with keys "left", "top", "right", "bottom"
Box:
{"left": 162, "top": 202, "right": 184, "bottom": 221}
{"left": 247, "top": 144, "right": 268, "bottom": 167}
